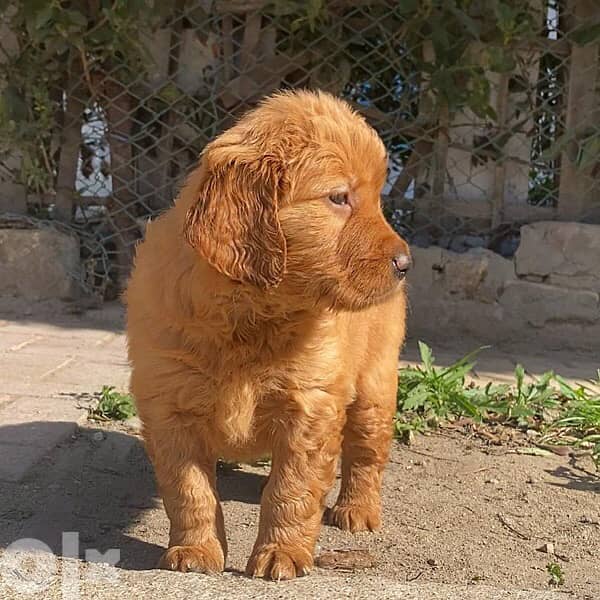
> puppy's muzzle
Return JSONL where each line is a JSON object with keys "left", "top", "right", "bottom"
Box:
{"left": 391, "top": 253, "right": 411, "bottom": 281}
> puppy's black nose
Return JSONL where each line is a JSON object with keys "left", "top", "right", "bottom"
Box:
{"left": 392, "top": 253, "right": 411, "bottom": 280}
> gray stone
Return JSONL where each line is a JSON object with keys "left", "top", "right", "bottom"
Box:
{"left": 411, "top": 232, "right": 434, "bottom": 248}
{"left": 516, "top": 221, "right": 600, "bottom": 291}
{"left": 407, "top": 246, "right": 445, "bottom": 292}
{"left": 444, "top": 251, "right": 487, "bottom": 298}
{"left": 499, "top": 280, "right": 599, "bottom": 327}
{"left": 522, "top": 274, "right": 546, "bottom": 283}
{"left": 463, "top": 235, "right": 488, "bottom": 249}
{"left": 0, "top": 228, "right": 80, "bottom": 300}
{"left": 467, "top": 248, "right": 516, "bottom": 303}
{"left": 449, "top": 236, "right": 469, "bottom": 253}
{"left": 409, "top": 247, "right": 515, "bottom": 303}
{"left": 0, "top": 182, "right": 27, "bottom": 214}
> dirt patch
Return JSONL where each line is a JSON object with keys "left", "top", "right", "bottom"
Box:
{"left": 0, "top": 422, "right": 598, "bottom": 598}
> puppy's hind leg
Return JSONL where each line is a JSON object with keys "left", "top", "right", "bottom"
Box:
{"left": 327, "top": 367, "right": 397, "bottom": 533}
{"left": 144, "top": 420, "right": 227, "bottom": 573}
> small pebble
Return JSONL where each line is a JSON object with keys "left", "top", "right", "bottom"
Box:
{"left": 484, "top": 478, "right": 500, "bottom": 485}
{"left": 537, "top": 542, "right": 555, "bottom": 555}
{"left": 427, "top": 558, "right": 438, "bottom": 567}
{"left": 315, "top": 549, "right": 375, "bottom": 570}
{"left": 580, "top": 515, "right": 599, "bottom": 525}
{"left": 124, "top": 416, "right": 143, "bottom": 432}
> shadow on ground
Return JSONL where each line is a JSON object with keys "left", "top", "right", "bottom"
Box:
{"left": 0, "top": 298, "right": 125, "bottom": 332}
{"left": 545, "top": 460, "right": 600, "bottom": 494}
{"left": 0, "top": 423, "right": 265, "bottom": 571}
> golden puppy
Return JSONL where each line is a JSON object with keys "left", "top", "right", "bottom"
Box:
{"left": 126, "top": 90, "right": 410, "bottom": 580}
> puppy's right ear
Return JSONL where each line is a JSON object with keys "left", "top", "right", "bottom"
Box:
{"left": 183, "top": 138, "right": 287, "bottom": 289}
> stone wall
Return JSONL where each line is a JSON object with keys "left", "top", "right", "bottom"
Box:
{"left": 0, "top": 221, "right": 598, "bottom": 350}
{"left": 0, "top": 229, "right": 80, "bottom": 300}
{"left": 408, "top": 221, "right": 600, "bottom": 350}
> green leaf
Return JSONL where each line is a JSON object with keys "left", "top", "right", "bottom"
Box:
{"left": 547, "top": 562, "right": 564, "bottom": 586}
{"left": 65, "top": 10, "right": 88, "bottom": 29}
{"left": 514, "top": 364, "right": 525, "bottom": 391}
{"left": 157, "top": 82, "right": 182, "bottom": 104}
{"left": 452, "top": 394, "right": 482, "bottom": 420}
{"left": 403, "top": 386, "right": 431, "bottom": 411}
{"left": 306, "top": 0, "right": 324, "bottom": 29}
{"left": 486, "top": 46, "right": 516, "bottom": 73}
{"left": 553, "top": 375, "right": 585, "bottom": 401}
{"left": 494, "top": 2, "right": 516, "bottom": 36}
{"left": 418, "top": 341, "right": 434, "bottom": 374}
{"left": 449, "top": 5, "right": 481, "bottom": 39}
{"left": 0, "top": 86, "right": 28, "bottom": 122}
{"left": 430, "top": 19, "right": 451, "bottom": 62}
{"left": 34, "top": 4, "right": 55, "bottom": 29}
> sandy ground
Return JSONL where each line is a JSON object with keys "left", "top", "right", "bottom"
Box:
{"left": 0, "top": 299, "right": 598, "bottom": 599}
{"left": 0, "top": 419, "right": 598, "bottom": 599}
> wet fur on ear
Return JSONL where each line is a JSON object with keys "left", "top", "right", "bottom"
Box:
{"left": 184, "top": 147, "right": 287, "bottom": 289}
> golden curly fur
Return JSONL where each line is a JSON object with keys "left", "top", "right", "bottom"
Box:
{"left": 126, "top": 90, "right": 410, "bottom": 580}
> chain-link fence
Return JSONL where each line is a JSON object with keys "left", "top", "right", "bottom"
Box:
{"left": 0, "top": 1, "right": 599, "bottom": 298}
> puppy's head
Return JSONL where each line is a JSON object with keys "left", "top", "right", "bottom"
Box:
{"left": 184, "top": 90, "right": 410, "bottom": 310}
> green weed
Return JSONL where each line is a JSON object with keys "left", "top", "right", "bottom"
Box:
{"left": 88, "top": 386, "right": 137, "bottom": 421}
{"left": 546, "top": 562, "right": 564, "bottom": 586}
{"left": 540, "top": 374, "right": 600, "bottom": 466}
{"left": 396, "top": 342, "right": 600, "bottom": 468}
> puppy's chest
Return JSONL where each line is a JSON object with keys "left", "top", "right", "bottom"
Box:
{"left": 205, "top": 332, "right": 343, "bottom": 398}
{"left": 194, "top": 316, "right": 343, "bottom": 390}
{"left": 203, "top": 354, "right": 335, "bottom": 401}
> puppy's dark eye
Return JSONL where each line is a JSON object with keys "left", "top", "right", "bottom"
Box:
{"left": 329, "top": 192, "right": 349, "bottom": 206}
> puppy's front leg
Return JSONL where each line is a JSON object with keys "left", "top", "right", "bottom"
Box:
{"left": 327, "top": 369, "right": 397, "bottom": 533}
{"left": 246, "top": 397, "right": 344, "bottom": 580}
{"left": 145, "top": 421, "right": 227, "bottom": 573}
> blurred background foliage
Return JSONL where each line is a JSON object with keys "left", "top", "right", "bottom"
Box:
{"left": 3, "top": 0, "right": 597, "bottom": 195}
{"left": 0, "top": 0, "right": 598, "bottom": 295}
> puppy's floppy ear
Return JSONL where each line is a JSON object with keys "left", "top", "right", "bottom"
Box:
{"left": 184, "top": 140, "right": 287, "bottom": 289}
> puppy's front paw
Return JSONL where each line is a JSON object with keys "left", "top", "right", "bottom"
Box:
{"left": 158, "top": 544, "right": 224, "bottom": 573}
{"left": 326, "top": 503, "right": 381, "bottom": 532}
{"left": 246, "top": 543, "right": 312, "bottom": 581}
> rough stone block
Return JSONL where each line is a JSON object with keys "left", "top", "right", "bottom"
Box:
{"left": 516, "top": 221, "right": 600, "bottom": 291}
{"left": 468, "top": 248, "right": 516, "bottom": 303}
{"left": 0, "top": 228, "right": 80, "bottom": 300}
{"left": 443, "top": 251, "right": 487, "bottom": 298}
{"left": 499, "top": 280, "right": 599, "bottom": 327}
{"left": 407, "top": 246, "right": 445, "bottom": 291}
{"left": 0, "top": 182, "right": 27, "bottom": 214}
{"left": 409, "top": 246, "right": 515, "bottom": 303}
